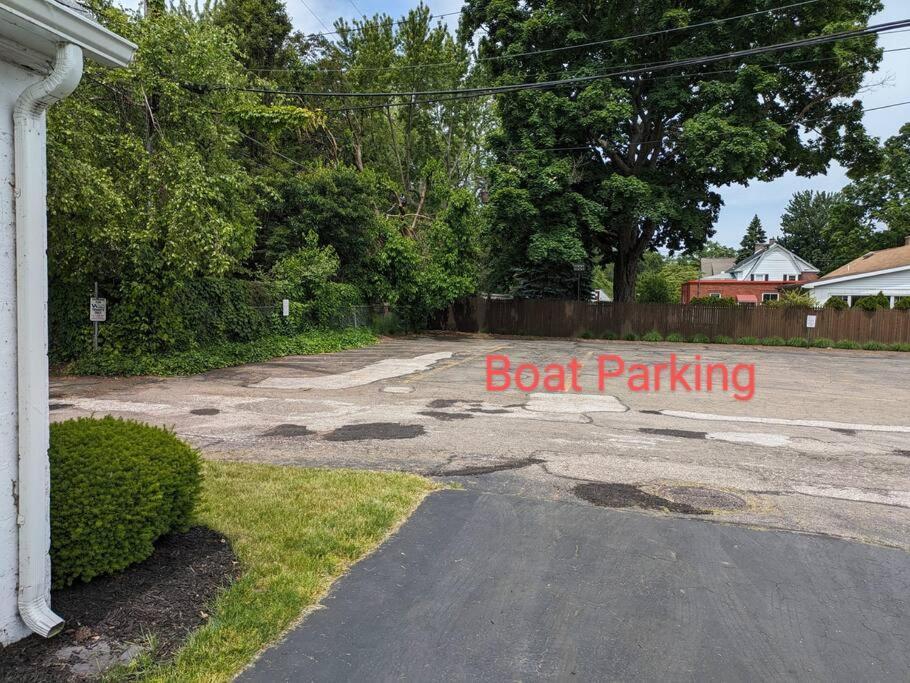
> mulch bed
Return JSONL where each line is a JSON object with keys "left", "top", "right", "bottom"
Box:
{"left": 0, "top": 526, "right": 240, "bottom": 682}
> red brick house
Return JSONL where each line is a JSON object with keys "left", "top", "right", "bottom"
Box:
{"left": 681, "top": 241, "right": 819, "bottom": 305}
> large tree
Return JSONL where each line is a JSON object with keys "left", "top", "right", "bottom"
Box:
{"left": 461, "top": 0, "right": 883, "bottom": 300}
{"left": 777, "top": 190, "right": 840, "bottom": 271}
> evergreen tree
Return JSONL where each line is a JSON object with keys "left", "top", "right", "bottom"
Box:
{"left": 737, "top": 216, "right": 768, "bottom": 263}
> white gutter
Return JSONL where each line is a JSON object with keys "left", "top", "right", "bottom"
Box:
{"left": 14, "top": 42, "right": 83, "bottom": 638}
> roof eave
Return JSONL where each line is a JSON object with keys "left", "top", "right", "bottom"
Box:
{"left": 0, "top": 0, "right": 136, "bottom": 68}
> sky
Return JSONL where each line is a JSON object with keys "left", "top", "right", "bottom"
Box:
{"left": 116, "top": 0, "right": 910, "bottom": 248}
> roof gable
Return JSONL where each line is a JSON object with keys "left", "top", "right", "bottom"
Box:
{"left": 731, "top": 242, "right": 819, "bottom": 278}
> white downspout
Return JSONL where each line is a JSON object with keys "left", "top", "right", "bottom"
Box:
{"left": 13, "top": 42, "right": 83, "bottom": 638}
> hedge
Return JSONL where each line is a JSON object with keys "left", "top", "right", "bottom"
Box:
{"left": 50, "top": 417, "right": 202, "bottom": 588}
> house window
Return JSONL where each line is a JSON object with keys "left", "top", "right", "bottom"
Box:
{"left": 709, "top": 292, "right": 722, "bottom": 298}
{"left": 762, "top": 292, "right": 779, "bottom": 302}
{"left": 751, "top": 274, "right": 770, "bottom": 281}
{"left": 785, "top": 274, "right": 797, "bottom": 281}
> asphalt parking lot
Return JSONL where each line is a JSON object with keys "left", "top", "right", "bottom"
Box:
{"left": 52, "top": 334, "right": 910, "bottom": 679}
{"left": 52, "top": 334, "right": 910, "bottom": 549}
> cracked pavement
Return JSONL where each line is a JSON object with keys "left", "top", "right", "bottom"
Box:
{"left": 52, "top": 334, "right": 910, "bottom": 550}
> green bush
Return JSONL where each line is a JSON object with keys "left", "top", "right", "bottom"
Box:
{"left": 736, "top": 336, "right": 759, "bottom": 345}
{"left": 862, "top": 341, "right": 887, "bottom": 351}
{"left": 579, "top": 330, "right": 595, "bottom": 339}
{"left": 665, "top": 332, "right": 685, "bottom": 343}
{"left": 642, "top": 330, "right": 663, "bottom": 342}
{"left": 712, "top": 335, "right": 733, "bottom": 344}
{"left": 823, "top": 297, "right": 848, "bottom": 310}
{"left": 690, "top": 333, "right": 710, "bottom": 343}
{"left": 760, "top": 336, "right": 786, "bottom": 346}
{"left": 812, "top": 337, "right": 835, "bottom": 348}
{"left": 894, "top": 297, "right": 910, "bottom": 310}
{"left": 852, "top": 292, "right": 890, "bottom": 311}
{"left": 765, "top": 290, "right": 816, "bottom": 308}
{"left": 835, "top": 339, "right": 861, "bottom": 349}
{"left": 50, "top": 417, "right": 201, "bottom": 588}
{"left": 623, "top": 332, "right": 639, "bottom": 341}
{"left": 889, "top": 343, "right": 910, "bottom": 351}
{"left": 688, "top": 295, "right": 737, "bottom": 307}
{"left": 786, "top": 337, "right": 810, "bottom": 347}
{"left": 600, "top": 330, "right": 619, "bottom": 340}
{"left": 65, "top": 328, "right": 377, "bottom": 377}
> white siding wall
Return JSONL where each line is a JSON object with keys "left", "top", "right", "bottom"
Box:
{"left": 807, "top": 268, "right": 910, "bottom": 306}
{"left": 0, "top": 60, "right": 43, "bottom": 646}
{"left": 733, "top": 246, "right": 807, "bottom": 281}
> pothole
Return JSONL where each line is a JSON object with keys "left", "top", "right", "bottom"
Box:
{"left": 573, "top": 483, "right": 708, "bottom": 515}
{"left": 658, "top": 485, "right": 747, "bottom": 511}
{"left": 190, "top": 408, "right": 220, "bottom": 416}
{"left": 324, "top": 422, "right": 425, "bottom": 441}
{"left": 443, "top": 457, "right": 544, "bottom": 476}
{"left": 262, "top": 424, "right": 314, "bottom": 437}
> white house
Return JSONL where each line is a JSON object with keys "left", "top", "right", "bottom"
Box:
{"left": 0, "top": 0, "right": 134, "bottom": 645}
{"left": 802, "top": 237, "right": 910, "bottom": 308}
{"left": 682, "top": 240, "right": 820, "bottom": 304}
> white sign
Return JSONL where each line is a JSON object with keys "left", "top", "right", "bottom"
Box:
{"left": 282, "top": 299, "right": 290, "bottom": 317}
{"left": 806, "top": 314, "right": 817, "bottom": 329}
{"left": 89, "top": 297, "right": 107, "bottom": 322}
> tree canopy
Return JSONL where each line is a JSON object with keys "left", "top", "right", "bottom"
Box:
{"left": 460, "top": 0, "right": 883, "bottom": 300}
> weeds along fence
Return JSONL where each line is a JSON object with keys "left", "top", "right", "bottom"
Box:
{"left": 448, "top": 297, "right": 910, "bottom": 344}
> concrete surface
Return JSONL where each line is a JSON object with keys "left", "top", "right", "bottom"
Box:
{"left": 51, "top": 334, "right": 910, "bottom": 549}
{"left": 238, "top": 490, "right": 910, "bottom": 682}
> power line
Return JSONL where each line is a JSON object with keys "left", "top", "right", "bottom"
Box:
{"left": 184, "top": 20, "right": 910, "bottom": 100}
{"left": 864, "top": 99, "right": 910, "bottom": 112}
{"left": 246, "top": 0, "right": 822, "bottom": 75}
{"left": 298, "top": 8, "right": 462, "bottom": 40}
{"left": 295, "top": 0, "right": 331, "bottom": 34}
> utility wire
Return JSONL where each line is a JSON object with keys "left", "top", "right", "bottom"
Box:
{"left": 295, "top": 0, "right": 331, "bottom": 33}
{"left": 245, "top": 0, "right": 821, "bottom": 75}
{"left": 183, "top": 20, "right": 910, "bottom": 100}
{"left": 299, "top": 9, "right": 462, "bottom": 40}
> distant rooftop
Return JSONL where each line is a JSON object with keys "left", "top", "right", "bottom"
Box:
{"left": 818, "top": 239, "right": 910, "bottom": 282}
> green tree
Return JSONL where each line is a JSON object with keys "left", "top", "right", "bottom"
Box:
{"left": 736, "top": 215, "right": 768, "bottom": 263}
{"left": 777, "top": 191, "right": 840, "bottom": 272}
{"left": 461, "top": 0, "right": 883, "bottom": 300}
{"left": 213, "top": 0, "right": 294, "bottom": 72}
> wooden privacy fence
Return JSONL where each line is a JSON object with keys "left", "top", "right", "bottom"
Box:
{"left": 448, "top": 297, "right": 910, "bottom": 344}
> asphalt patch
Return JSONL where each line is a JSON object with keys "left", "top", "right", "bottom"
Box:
{"left": 427, "top": 399, "right": 462, "bottom": 409}
{"left": 263, "top": 424, "right": 315, "bottom": 438}
{"left": 467, "top": 407, "right": 511, "bottom": 414}
{"left": 190, "top": 408, "right": 220, "bottom": 416}
{"left": 443, "top": 457, "right": 544, "bottom": 477}
{"left": 49, "top": 403, "right": 73, "bottom": 411}
{"left": 325, "top": 423, "right": 425, "bottom": 441}
{"left": 831, "top": 428, "right": 857, "bottom": 436}
{"left": 638, "top": 427, "right": 707, "bottom": 439}
{"left": 893, "top": 450, "right": 910, "bottom": 458}
{"left": 573, "top": 482, "right": 708, "bottom": 515}
{"left": 659, "top": 486, "right": 747, "bottom": 511}
{"left": 418, "top": 411, "right": 474, "bottom": 421}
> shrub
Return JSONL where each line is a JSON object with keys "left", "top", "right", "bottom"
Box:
{"left": 579, "top": 330, "right": 595, "bottom": 339}
{"left": 760, "top": 336, "right": 786, "bottom": 346}
{"left": 852, "top": 292, "right": 890, "bottom": 311}
{"left": 50, "top": 417, "right": 202, "bottom": 588}
{"left": 786, "top": 337, "right": 810, "bottom": 347}
{"left": 812, "top": 337, "right": 835, "bottom": 348}
{"left": 862, "top": 341, "right": 887, "bottom": 351}
{"left": 712, "top": 335, "right": 733, "bottom": 344}
{"left": 890, "top": 343, "right": 910, "bottom": 351}
{"left": 894, "top": 297, "right": 910, "bottom": 310}
{"left": 642, "top": 330, "right": 663, "bottom": 342}
{"left": 765, "top": 290, "right": 816, "bottom": 308}
{"left": 623, "top": 332, "right": 639, "bottom": 341}
{"left": 823, "top": 297, "right": 848, "bottom": 310}
{"left": 600, "top": 330, "right": 619, "bottom": 340}
{"left": 665, "top": 332, "right": 685, "bottom": 343}
{"left": 835, "top": 339, "right": 861, "bottom": 349}
{"left": 688, "top": 295, "right": 737, "bottom": 307}
{"left": 690, "top": 333, "right": 710, "bottom": 343}
{"left": 736, "top": 336, "right": 759, "bottom": 345}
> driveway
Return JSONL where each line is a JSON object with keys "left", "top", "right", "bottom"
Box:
{"left": 52, "top": 334, "right": 910, "bottom": 549}
{"left": 238, "top": 490, "right": 910, "bottom": 682}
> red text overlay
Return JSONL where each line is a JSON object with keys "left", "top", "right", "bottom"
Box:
{"left": 486, "top": 354, "right": 755, "bottom": 401}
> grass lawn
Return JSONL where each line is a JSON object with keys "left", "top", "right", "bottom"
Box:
{"left": 120, "top": 461, "right": 435, "bottom": 682}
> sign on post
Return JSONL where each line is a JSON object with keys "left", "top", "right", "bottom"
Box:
{"left": 806, "top": 314, "right": 817, "bottom": 329}
{"left": 89, "top": 297, "right": 107, "bottom": 322}
{"left": 282, "top": 299, "right": 290, "bottom": 317}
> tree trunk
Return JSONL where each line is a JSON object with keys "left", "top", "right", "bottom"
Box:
{"left": 613, "top": 252, "right": 638, "bottom": 302}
